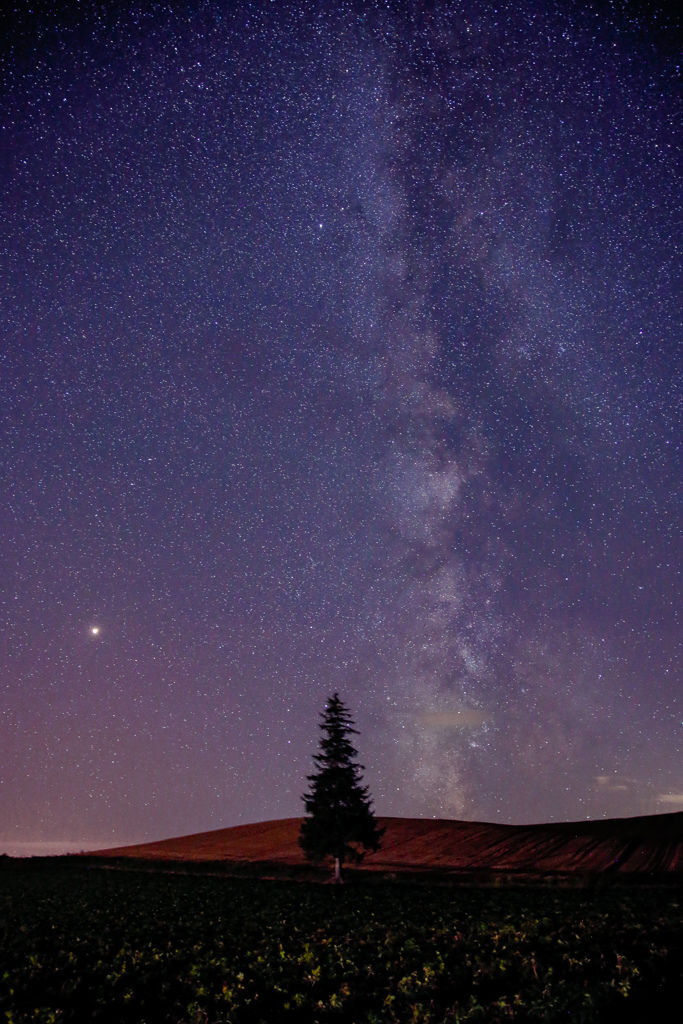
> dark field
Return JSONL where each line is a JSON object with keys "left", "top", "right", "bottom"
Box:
{"left": 1, "top": 864, "right": 682, "bottom": 1023}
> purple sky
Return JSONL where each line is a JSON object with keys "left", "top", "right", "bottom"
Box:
{"left": 1, "top": 0, "right": 682, "bottom": 855}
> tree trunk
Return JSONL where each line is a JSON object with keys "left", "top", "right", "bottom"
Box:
{"left": 333, "top": 856, "right": 344, "bottom": 884}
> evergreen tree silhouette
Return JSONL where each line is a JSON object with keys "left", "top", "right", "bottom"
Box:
{"left": 299, "top": 693, "right": 384, "bottom": 882}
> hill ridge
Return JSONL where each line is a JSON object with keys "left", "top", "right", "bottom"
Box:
{"left": 89, "top": 812, "right": 683, "bottom": 876}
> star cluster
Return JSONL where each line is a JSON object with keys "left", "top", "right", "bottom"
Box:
{"left": 0, "top": 1, "right": 681, "bottom": 854}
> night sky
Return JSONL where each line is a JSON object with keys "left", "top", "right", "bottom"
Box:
{"left": 1, "top": 1, "right": 682, "bottom": 856}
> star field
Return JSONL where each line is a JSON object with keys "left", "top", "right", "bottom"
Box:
{"left": 0, "top": 1, "right": 681, "bottom": 855}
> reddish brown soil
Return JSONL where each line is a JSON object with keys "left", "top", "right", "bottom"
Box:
{"left": 90, "top": 812, "right": 683, "bottom": 876}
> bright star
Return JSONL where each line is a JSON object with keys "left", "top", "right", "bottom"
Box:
{"left": 91, "top": 626, "right": 100, "bottom": 635}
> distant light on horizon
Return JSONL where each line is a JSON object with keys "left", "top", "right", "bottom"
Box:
{"left": 0, "top": 840, "right": 111, "bottom": 858}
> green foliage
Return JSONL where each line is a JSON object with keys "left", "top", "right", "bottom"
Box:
{"left": 1, "top": 865, "right": 682, "bottom": 1023}
{"left": 299, "top": 694, "right": 384, "bottom": 868}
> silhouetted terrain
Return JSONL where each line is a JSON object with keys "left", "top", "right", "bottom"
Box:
{"left": 89, "top": 812, "right": 683, "bottom": 879}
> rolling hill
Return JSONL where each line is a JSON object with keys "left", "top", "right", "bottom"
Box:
{"left": 89, "top": 812, "right": 683, "bottom": 879}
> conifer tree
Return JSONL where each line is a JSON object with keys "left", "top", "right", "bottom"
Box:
{"left": 299, "top": 693, "right": 384, "bottom": 883}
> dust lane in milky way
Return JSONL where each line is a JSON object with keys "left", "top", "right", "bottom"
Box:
{"left": 0, "top": 1, "right": 681, "bottom": 853}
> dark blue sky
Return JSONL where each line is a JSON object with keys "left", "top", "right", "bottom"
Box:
{"left": 1, "top": 0, "right": 681, "bottom": 854}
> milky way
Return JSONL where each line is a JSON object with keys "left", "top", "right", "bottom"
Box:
{"left": 1, "top": 1, "right": 681, "bottom": 853}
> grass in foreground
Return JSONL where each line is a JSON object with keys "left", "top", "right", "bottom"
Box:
{"left": 1, "top": 863, "right": 681, "bottom": 1022}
